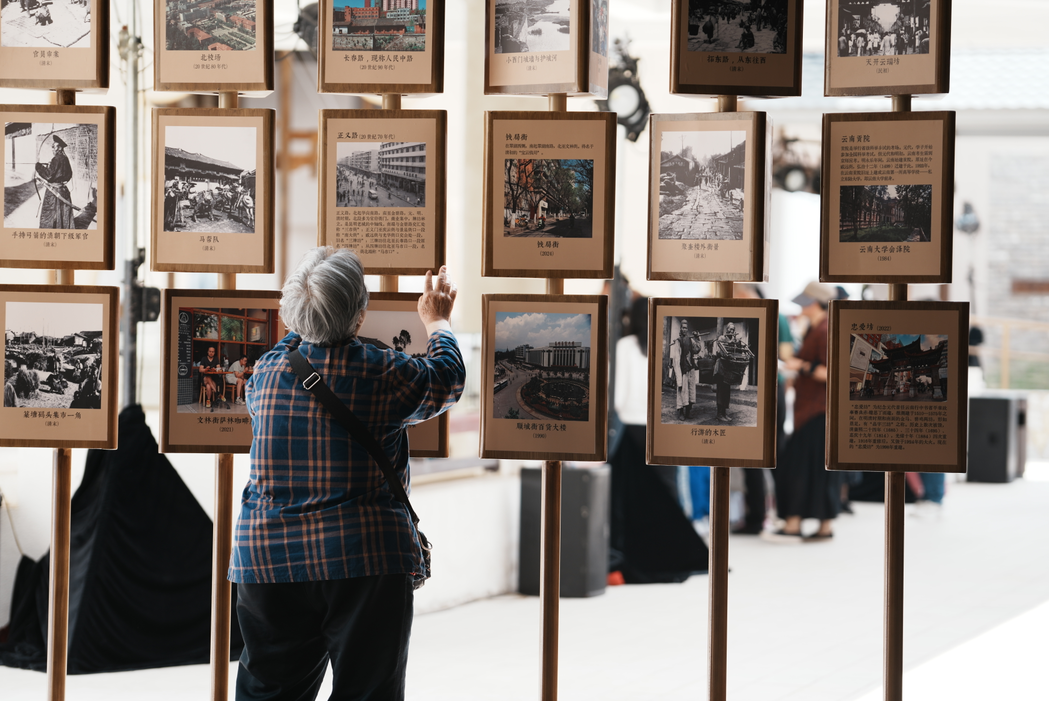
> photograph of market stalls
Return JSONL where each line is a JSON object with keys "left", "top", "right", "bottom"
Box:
{"left": 4, "top": 301, "right": 103, "bottom": 410}
{"left": 331, "top": 0, "right": 427, "bottom": 52}
{"left": 838, "top": 184, "right": 932, "bottom": 243}
{"left": 848, "top": 332, "right": 949, "bottom": 402}
{"left": 503, "top": 158, "right": 593, "bottom": 238}
{"left": 0, "top": 0, "right": 92, "bottom": 49}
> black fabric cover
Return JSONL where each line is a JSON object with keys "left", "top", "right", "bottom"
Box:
{"left": 609, "top": 425, "right": 709, "bottom": 583}
{"left": 0, "top": 404, "right": 243, "bottom": 673}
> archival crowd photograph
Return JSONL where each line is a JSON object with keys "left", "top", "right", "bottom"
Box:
{"left": 660, "top": 315, "right": 758, "bottom": 427}
{"left": 4, "top": 300, "right": 103, "bottom": 410}
{"left": 848, "top": 332, "right": 949, "bottom": 402}
{"left": 0, "top": 0, "right": 91, "bottom": 48}
{"left": 164, "top": 0, "right": 257, "bottom": 51}
{"left": 4, "top": 121, "right": 99, "bottom": 231}
{"left": 162, "top": 124, "right": 257, "bottom": 234}
{"left": 835, "top": 0, "right": 931, "bottom": 57}
{"left": 503, "top": 158, "right": 593, "bottom": 238}
{"left": 332, "top": 0, "right": 427, "bottom": 52}
{"left": 492, "top": 311, "right": 592, "bottom": 423}
{"left": 493, "top": 0, "right": 570, "bottom": 54}
{"left": 686, "top": 0, "right": 788, "bottom": 54}
{"left": 839, "top": 184, "right": 932, "bottom": 243}
{"left": 336, "top": 141, "right": 426, "bottom": 208}
{"left": 658, "top": 130, "right": 745, "bottom": 241}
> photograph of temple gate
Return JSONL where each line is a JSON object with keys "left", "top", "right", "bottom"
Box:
{"left": 848, "top": 332, "right": 949, "bottom": 402}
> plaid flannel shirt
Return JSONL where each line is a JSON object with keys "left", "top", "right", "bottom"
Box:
{"left": 229, "top": 329, "right": 465, "bottom": 584}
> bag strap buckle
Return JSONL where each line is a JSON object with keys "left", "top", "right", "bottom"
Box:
{"left": 302, "top": 372, "right": 321, "bottom": 391}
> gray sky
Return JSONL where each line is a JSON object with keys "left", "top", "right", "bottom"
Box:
{"left": 6, "top": 301, "right": 102, "bottom": 337}
{"left": 166, "top": 125, "right": 257, "bottom": 171}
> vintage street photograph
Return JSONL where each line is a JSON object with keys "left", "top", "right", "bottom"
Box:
{"left": 336, "top": 141, "right": 426, "bottom": 208}
{"left": 332, "top": 0, "right": 427, "bottom": 52}
{"left": 848, "top": 332, "right": 949, "bottom": 402}
{"left": 358, "top": 309, "right": 426, "bottom": 358}
{"left": 658, "top": 130, "right": 746, "bottom": 241}
{"left": 165, "top": 0, "right": 257, "bottom": 51}
{"left": 492, "top": 311, "right": 591, "bottom": 422}
{"left": 687, "top": 0, "right": 788, "bottom": 54}
{"left": 503, "top": 158, "right": 593, "bottom": 238}
{"left": 4, "top": 121, "right": 99, "bottom": 231}
{"left": 493, "top": 0, "right": 570, "bottom": 54}
{"left": 0, "top": 0, "right": 92, "bottom": 48}
{"left": 4, "top": 300, "right": 103, "bottom": 410}
{"left": 162, "top": 125, "right": 257, "bottom": 234}
{"left": 835, "top": 0, "right": 931, "bottom": 57}
{"left": 660, "top": 315, "right": 758, "bottom": 426}
{"left": 839, "top": 184, "right": 932, "bottom": 243}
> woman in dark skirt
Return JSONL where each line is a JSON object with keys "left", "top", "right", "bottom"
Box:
{"left": 766, "top": 282, "right": 841, "bottom": 543}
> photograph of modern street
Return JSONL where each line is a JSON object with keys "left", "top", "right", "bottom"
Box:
{"left": 336, "top": 141, "right": 425, "bottom": 208}
{"left": 503, "top": 158, "right": 593, "bottom": 238}
{"left": 332, "top": 0, "right": 427, "bottom": 52}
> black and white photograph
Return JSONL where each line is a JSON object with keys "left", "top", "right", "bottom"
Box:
{"left": 686, "top": 0, "right": 788, "bottom": 54}
{"left": 660, "top": 315, "right": 758, "bottom": 426}
{"left": 591, "top": 0, "right": 607, "bottom": 56}
{"left": 164, "top": 0, "right": 257, "bottom": 51}
{"left": 848, "top": 332, "right": 949, "bottom": 402}
{"left": 4, "top": 300, "right": 103, "bottom": 409}
{"left": 0, "top": 0, "right": 92, "bottom": 48}
{"left": 492, "top": 311, "right": 592, "bottom": 422}
{"left": 332, "top": 0, "right": 427, "bottom": 52}
{"left": 336, "top": 141, "right": 425, "bottom": 208}
{"left": 503, "top": 158, "right": 594, "bottom": 238}
{"left": 162, "top": 124, "right": 257, "bottom": 234}
{"left": 657, "top": 130, "right": 745, "bottom": 241}
{"left": 358, "top": 310, "right": 426, "bottom": 358}
{"left": 839, "top": 184, "right": 932, "bottom": 244}
{"left": 835, "top": 0, "right": 930, "bottom": 57}
{"left": 4, "top": 121, "right": 99, "bottom": 231}
{"left": 493, "top": 0, "right": 570, "bottom": 54}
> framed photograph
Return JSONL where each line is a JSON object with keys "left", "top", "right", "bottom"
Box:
{"left": 154, "top": 0, "right": 273, "bottom": 92}
{"left": 160, "top": 289, "right": 283, "bottom": 454}
{"left": 480, "top": 294, "right": 607, "bottom": 462}
{"left": 318, "top": 110, "right": 445, "bottom": 276}
{"left": 151, "top": 108, "right": 274, "bottom": 274}
{"left": 1, "top": 105, "right": 115, "bottom": 270}
{"left": 484, "top": 0, "right": 608, "bottom": 97}
{"left": 670, "top": 0, "right": 803, "bottom": 96}
{"left": 825, "top": 0, "right": 951, "bottom": 96}
{"left": 647, "top": 298, "right": 777, "bottom": 468}
{"left": 359, "top": 293, "right": 448, "bottom": 457}
{"left": 0, "top": 0, "right": 108, "bottom": 90}
{"left": 318, "top": 0, "right": 443, "bottom": 94}
{"left": 1, "top": 284, "right": 118, "bottom": 449}
{"left": 483, "top": 111, "right": 616, "bottom": 279}
{"left": 648, "top": 112, "right": 770, "bottom": 282}
{"left": 828, "top": 300, "right": 968, "bottom": 472}
{"left": 820, "top": 111, "right": 955, "bottom": 283}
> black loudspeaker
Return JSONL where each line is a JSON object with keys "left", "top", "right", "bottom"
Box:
{"left": 519, "top": 465, "right": 610, "bottom": 598}
{"left": 967, "top": 396, "right": 1026, "bottom": 483}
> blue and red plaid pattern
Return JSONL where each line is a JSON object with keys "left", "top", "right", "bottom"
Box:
{"left": 229, "top": 329, "right": 465, "bottom": 584}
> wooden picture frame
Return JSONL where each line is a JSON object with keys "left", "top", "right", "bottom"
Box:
{"left": 648, "top": 112, "right": 770, "bottom": 282}
{"left": 484, "top": 0, "right": 608, "bottom": 97}
{"left": 480, "top": 294, "right": 607, "bottom": 462}
{"left": 827, "top": 300, "right": 968, "bottom": 473}
{"left": 670, "top": 0, "right": 803, "bottom": 97}
{"left": 647, "top": 297, "right": 777, "bottom": 468}
{"left": 318, "top": 109, "right": 446, "bottom": 276}
{"left": 318, "top": 0, "right": 444, "bottom": 95}
{"left": 160, "top": 288, "right": 283, "bottom": 454}
{"left": 154, "top": 0, "right": 274, "bottom": 92}
{"left": 360, "top": 293, "right": 449, "bottom": 458}
{"left": 0, "top": 284, "right": 118, "bottom": 449}
{"left": 151, "top": 108, "right": 275, "bottom": 274}
{"left": 483, "top": 111, "right": 616, "bottom": 279}
{"left": 0, "top": 0, "right": 108, "bottom": 90}
{"left": 1, "top": 105, "right": 115, "bottom": 270}
{"left": 824, "top": 0, "right": 951, "bottom": 97}
{"left": 820, "top": 111, "right": 955, "bottom": 284}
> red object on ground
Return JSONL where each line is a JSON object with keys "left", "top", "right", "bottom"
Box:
{"left": 607, "top": 571, "right": 625, "bottom": 586}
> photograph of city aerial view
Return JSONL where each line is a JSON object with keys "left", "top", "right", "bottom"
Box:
{"left": 492, "top": 311, "right": 591, "bottom": 422}
{"left": 332, "top": 0, "right": 427, "bottom": 52}
{"left": 165, "top": 0, "right": 257, "bottom": 51}
{"left": 848, "top": 332, "right": 949, "bottom": 402}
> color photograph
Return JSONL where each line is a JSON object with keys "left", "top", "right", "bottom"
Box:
{"left": 503, "top": 158, "right": 593, "bottom": 238}
{"left": 657, "top": 130, "right": 746, "bottom": 241}
{"left": 838, "top": 184, "right": 932, "bottom": 243}
{"left": 336, "top": 141, "right": 426, "bottom": 208}
{"left": 164, "top": 0, "right": 257, "bottom": 51}
{"left": 493, "top": 0, "right": 570, "bottom": 54}
{"left": 848, "top": 332, "right": 949, "bottom": 402}
{"left": 835, "top": 0, "right": 930, "bottom": 58}
{"left": 686, "top": 0, "right": 788, "bottom": 54}
{"left": 332, "top": 0, "right": 427, "bottom": 52}
{"left": 0, "top": 0, "right": 92, "bottom": 48}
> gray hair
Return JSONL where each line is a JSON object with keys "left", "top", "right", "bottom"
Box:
{"left": 280, "top": 247, "right": 369, "bottom": 345}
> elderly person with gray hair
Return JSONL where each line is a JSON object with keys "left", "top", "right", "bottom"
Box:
{"left": 229, "top": 247, "right": 464, "bottom": 700}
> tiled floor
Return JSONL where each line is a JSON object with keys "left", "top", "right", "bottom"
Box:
{"left": 3, "top": 468, "right": 1047, "bottom": 700}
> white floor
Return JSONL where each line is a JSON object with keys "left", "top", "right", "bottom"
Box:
{"left": 3, "top": 469, "right": 1047, "bottom": 700}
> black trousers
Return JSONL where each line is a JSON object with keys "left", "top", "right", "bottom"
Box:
{"left": 235, "top": 574, "right": 414, "bottom": 701}
{"left": 715, "top": 381, "right": 731, "bottom": 415}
